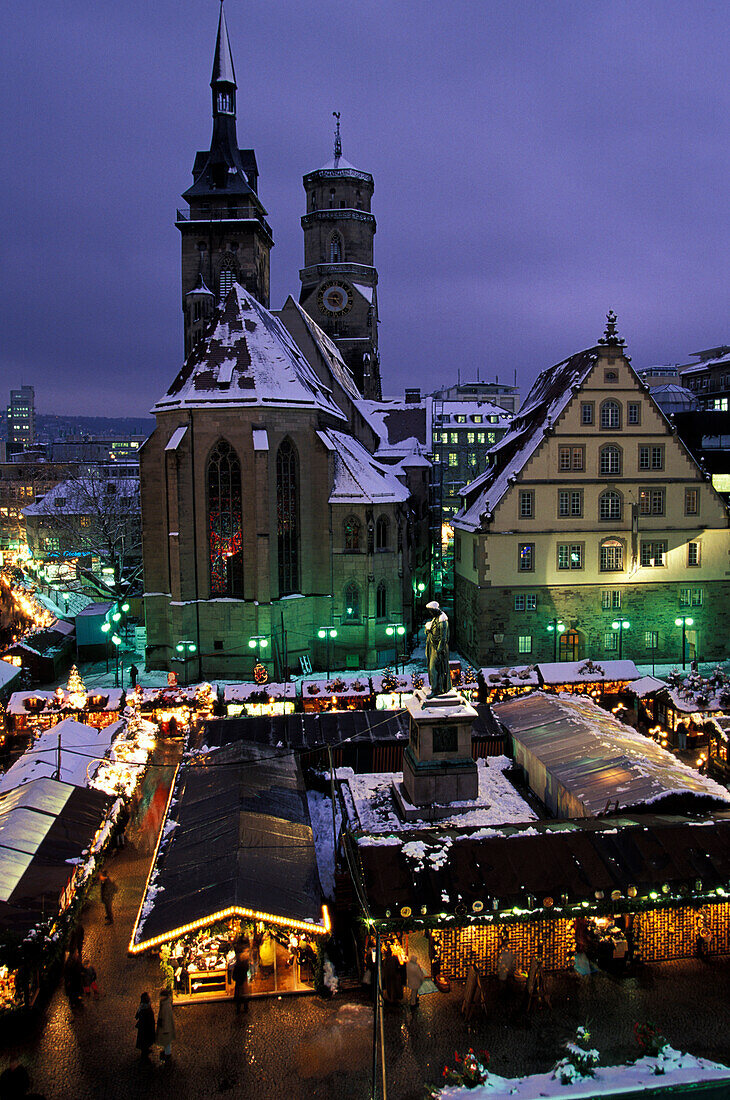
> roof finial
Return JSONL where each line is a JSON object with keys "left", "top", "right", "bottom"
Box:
{"left": 598, "top": 309, "right": 625, "bottom": 347}
{"left": 333, "top": 111, "right": 342, "bottom": 160}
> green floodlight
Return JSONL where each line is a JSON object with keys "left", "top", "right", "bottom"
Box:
{"left": 101, "top": 622, "right": 111, "bottom": 634}
{"left": 187, "top": 643, "right": 197, "bottom": 653}
{"left": 260, "top": 638, "right": 268, "bottom": 648}
{"left": 675, "top": 617, "right": 694, "bottom": 627}
{"left": 317, "top": 629, "right": 326, "bottom": 640}
{"left": 612, "top": 620, "right": 630, "bottom": 630}
{"left": 248, "top": 638, "right": 257, "bottom": 648}
{"left": 417, "top": 582, "right": 426, "bottom": 593}
{"left": 112, "top": 634, "right": 122, "bottom": 646}
{"left": 176, "top": 643, "right": 185, "bottom": 653}
{"left": 330, "top": 629, "right": 337, "bottom": 639}
{"left": 346, "top": 606, "right": 353, "bottom": 616}
{"left": 386, "top": 626, "right": 394, "bottom": 636}
{"left": 121, "top": 602, "right": 130, "bottom": 613}
{"left": 112, "top": 612, "right": 122, "bottom": 622}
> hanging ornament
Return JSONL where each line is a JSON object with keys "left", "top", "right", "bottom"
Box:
{"left": 254, "top": 661, "right": 269, "bottom": 685}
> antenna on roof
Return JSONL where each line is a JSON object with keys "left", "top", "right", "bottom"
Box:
{"left": 333, "top": 111, "right": 342, "bottom": 159}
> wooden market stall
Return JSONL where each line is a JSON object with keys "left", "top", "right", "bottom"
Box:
{"left": 6, "top": 684, "right": 124, "bottom": 737}
{"left": 223, "top": 682, "right": 296, "bottom": 717}
{"left": 129, "top": 741, "right": 330, "bottom": 1002}
{"left": 479, "top": 665, "right": 541, "bottom": 704}
{"left": 535, "top": 658, "right": 640, "bottom": 700}
{"left": 0, "top": 621, "right": 75, "bottom": 686}
{"left": 131, "top": 682, "right": 217, "bottom": 731}
{"left": 302, "top": 676, "right": 373, "bottom": 712}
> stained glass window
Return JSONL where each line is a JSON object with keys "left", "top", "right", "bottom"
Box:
{"left": 344, "top": 516, "right": 361, "bottom": 551}
{"left": 277, "top": 439, "right": 299, "bottom": 595}
{"left": 207, "top": 440, "right": 243, "bottom": 597}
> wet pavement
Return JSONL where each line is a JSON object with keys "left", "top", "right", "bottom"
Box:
{"left": 2, "top": 749, "right": 730, "bottom": 1099}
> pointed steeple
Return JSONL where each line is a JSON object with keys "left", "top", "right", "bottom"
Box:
{"left": 211, "top": 2, "right": 236, "bottom": 90}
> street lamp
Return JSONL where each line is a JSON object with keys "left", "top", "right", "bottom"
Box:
{"left": 175, "top": 639, "right": 197, "bottom": 686}
{"left": 317, "top": 626, "right": 338, "bottom": 679}
{"left": 674, "top": 616, "right": 694, "bottom": 670}
{"left": 111, "top": 632, "right": 122, "bottom": 688}
{"left": 385, "top": 622, "right": 406, "bottom": 673}
{"left": 611, "top": 619, "right": 630, "bottom": 660}
{"left": 101, "top": 620, "right": 111, "bottom": 673}
{"left": 546, "top": 618, "right": 565, "bottom": 661}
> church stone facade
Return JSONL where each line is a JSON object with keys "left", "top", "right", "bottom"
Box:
{"left": 140, "top": 8, "right": 424, "bottom": 679}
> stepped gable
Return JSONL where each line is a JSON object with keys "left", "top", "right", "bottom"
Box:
{"left": 155, "top": 283, "right": 346, "bottom": 419}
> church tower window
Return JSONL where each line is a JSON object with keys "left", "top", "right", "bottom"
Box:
{"left": 344, "top": 516, "right": 361, "bottom": 551}
{"left": 207, "top": 440, "right": 243, "bottom": 597}
{"left": 277, "top": 439, "right": 299, "bottom": 595}
{"left": 375, "top": 515, "right": 389, "bottom": 550}
{"left": 329, "top": 188, "right": 336, "bottom": 208}
{"left": 344, "top": 582, "right": 361, "bottom": 621}
{"left": 330, "top": 233, "right": 343, "bottom": 263}
{"left": 219, "top": 258, "right": 235, "bottom": 299}
{"left": 376, "top": 582, "right": 387, "bottom": 620}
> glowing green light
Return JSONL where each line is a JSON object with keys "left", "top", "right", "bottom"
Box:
{"left": 318, "top": 629, "right": 326, "bottom": 640}
{"left": 260, "top": 638, "right": 268, "bottom": 648}
{"left": 248, "top": 639, "right": 257, "bottom": 648}
{"left": 101, "top": 623, "right": 110, "bottom": 633}
{"left": 386, "top": 627, "right": 394, "bottom": 636}
{"left": 121, "top": 603, "right": 130, "bottom": 613}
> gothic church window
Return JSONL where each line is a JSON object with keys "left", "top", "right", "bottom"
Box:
{"left": 330, "top": 233, "right": 343, "bottom": 263}
{"left": 344, "top": 515, "right": 361, "bottom": 551}
{"left": 219, "top": 258, "right": 235, "bottom": 299}
{"left": 344, "top": 582, "right": 361, "bottom": 621}
{"left": 375, "top": 515, "right": 389, "bottom": 550}
{"left": 277, "top": 439, "right": 299, "bottom": 595}
{"left": 207, "top": 440, "right": 244, "bottom": 597}
{"left": 376, "top": 582, "right": 387, "bottom": 620}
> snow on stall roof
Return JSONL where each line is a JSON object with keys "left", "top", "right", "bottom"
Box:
{"left": 0, "top": 717, "right": 123, "bottom": 793}
{"left": 303, "top": 677, "right": 372, "bottom": 700}
{"left": 538, "top": 659, "right": 640, "bottom": 685}
{"left": 6, "top": 689, "right": 124, "bottom": 716}
{"left": 154, "top": 284, "right": 347, "bottom": 420}
{"left": 0, "top": 662, "right": 22, "bottom": 691}
{"left": 454, "top": 347, "right": 597, "bottom": 530}
{"left": 481, "top": 664, "right": 540, "bottom": 687}
{"left": 322, "top": 429, "right": 410, "bottom": 504}
{"left": 223, "top": 681, "right": 296, "bottom": 703}
{"left": 346, "top": 757, "right": 537, "bottom": 835}
{"left": 627, "top": 674, "right": 667, "bottom": 697}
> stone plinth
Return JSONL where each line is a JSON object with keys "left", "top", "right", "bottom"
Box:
{"left": 400, "top": 688, "right": 478, "bottom": 807}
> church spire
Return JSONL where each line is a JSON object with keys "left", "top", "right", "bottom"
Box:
{"left": 211, "top": 2, "right": 237, "bottom": 117}
{"left": 333, "top": 111, "right": 342, "bottom": 161}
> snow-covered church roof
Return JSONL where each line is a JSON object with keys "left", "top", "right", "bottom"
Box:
{"left": 285, "top": 298, "right": 362, "bottom": 402}
{"left": 319, "top": 429, "right": 409, "bottom": 505}
{"left": 154, "top": 284, "right": 346, "bottom": 421}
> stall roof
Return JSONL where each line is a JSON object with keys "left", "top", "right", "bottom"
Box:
{"left": 0, "top": 718, "right": 124, "bottom": 794}
{"left": 223, "top": 681, "right": 296, "bottom": 703}
{"left": 0, "top": 661, "right": 22, "bottom": 692}
{"left": 355, "top": 812, "right": 730, "bottom": 921}
{"left": 0, "top": 777, "right": 111, "bottom": 932}
{"left": 481, "top": 665, "right": 540, "bottom": 688}
{"left": 537, "top": 659, "right": 640, "bottom": 685}
{"left": 6, "top": 689, "right": 124, "bottom": 716}
{"left": 627, "top": 675, "right": 667, "bottom": 698}
{"left": 131, "top": 742, "right": 327, "bottom": 950}
{"left": 494, "top": 692, "right": 730, "bottom": 815}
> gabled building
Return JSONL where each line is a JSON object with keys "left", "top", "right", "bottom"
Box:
{"left": 453, "top": 314, "right": 730, "bottom": 667}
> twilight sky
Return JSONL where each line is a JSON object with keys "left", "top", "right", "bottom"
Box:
{"left": 4, "top": 0, "right": 730, "bottom": 415}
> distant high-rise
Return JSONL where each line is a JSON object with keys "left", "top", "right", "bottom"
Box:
{"left": 7, "top": 386, "right": 35, "bottom": 452}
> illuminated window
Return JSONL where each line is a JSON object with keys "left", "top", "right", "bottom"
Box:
{"left": 604, "top": 632, "right": 618, "bottom": 651}
{"left": 455, "top": 415, "right": 466, "bottom": 423}
{"left": 640, "top": 540, "right": 667, "bottom": 567}
{"left": 518, "top": 543, "right": 534, "bottom": 571}
{"left": 277, "top": 439, "right": 299, "bottom": 595}
{"left": 557, "top": 543, "right": 583, "bottom": 570}
{"left": 207, "top": 439, "right": 243, "bottom": 597}
{"left": 467, "top": 432, "right": 475, "bottom": 444}
{"left": 639, "top": 488, "right": 665, "bottom": 515}
{"left": 472, "top": 415, "right": 482, "bottom": 423}
{"left": 449, "top": 433, "right": 458, "bottom": 445}
{"left": 688, "top": 541, "right": 700, "bottom": 566}
{"left": 679, "top": 587, "right": 703, "bottom": 607}
{"left": 344, "top": 582, "right": 360, "bottom": 620}
{"left": 600, "top": 400, "right": 621, "bottom": 429}
{"left": 600, "top": 445, "right": 621, "bottom": 476}
{"left": 517, "top": 635, "right": 532, "bottom": 654}
{"left": 344, "top": 515, "right": 361, "bottom": 552}
{"left": 602, "top": 590, "right": 621, "bottom": 610}
{"left": 645, "top": 630, "right": 659, "bottom": 650}
{"left": 685, "top": 488, "right": 699, "bottom": 515}
{"left": 476, "top": 432, "right": 486, "bottom": 443}
{"left": 448, "top": 452, "right": 458, "bottom": 467}
{"left": 599, "top": 490, "right": 622, "bottom": 520}
{"left": 600, "top": 540, "right": 624, "bottom": 572}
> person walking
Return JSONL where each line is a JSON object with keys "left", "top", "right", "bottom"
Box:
{"left": 135, "top": 992, "right": 156, "bottom": 1061}
{"left": 405, "top": 952, "right": 425, "bottom": 1013}
{"left": 156, "top": 988, "right": 175, "bottom": 1062}
{"left": 81, "top": 960, "right": 100, "bottom": 998}
{"left": 232, "top": 944, "right": 250, "bottom": 1015}
{"left": 63, "top": 950, "right": 83, "bottom": 1008}
{"left": 99, "top": 871, "right": 118, "bottom": 925}
{"left": 128, "top": 664, "right": 139, "bottom": 688}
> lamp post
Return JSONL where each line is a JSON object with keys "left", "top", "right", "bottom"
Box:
{"left": 111, "top": 633, "right": 122, "bottom": 688}
{"left": 674, "top": 616, "right": 694, "bottom": 670}
{"left": 385, "top": 622, "right": 406, "bottom": 673}
{"left": 175, "top": 639, "right": 198, "bottom": 686}
{"left": 611, "top": 619, "right": 630, "bottom": 660}
{"left": 546, "top": 618, "right": 565, "bottom": 661}
{"left": 101, "top": 621, "right": 111, "bottom": 673}
{"left": 247, "top": 634, "right": 269, "bottom": 677}
{"left": 317, "top": 626, "right": 337, "bottom": 679}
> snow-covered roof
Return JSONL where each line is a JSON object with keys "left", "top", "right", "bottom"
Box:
{"left": 481, "top": 665, "right": 540, "bottom": 688}
{"left": 0, "top": 717, "right": 123, "bottom": 793}
{"left": 681, "top": 349, "right": 730, "bottom": 374}
{"left": 432, "top": 400, "right": 512, "bottom": 421}
{"left": 537, "top": 659, "right": 640, "bottom": 685}
{"left": 627, "top": 675, "right": 667, "bottom": 698}
{"left": 23, "top": 476, "right": 139, "bottom": 517}
{"left": 223, "top": 681, "right": 296, "bottom": 703}
{"left": 0, "top": 662, "right": 21, "bottom": 691}
{"left": 321, "top": 429, "right": 409, "bottom": 504}
{"left": 6, "top": 689, "right": 124, "bottom": 716}
{"left": 286, "top": 299, "right": 362, "bottom": 402}
{"left": 454, "top": 347, "right": 598, "bottom": 530}
{"left": 34, "top": 591, "right": 96, "bottom": 621}
{"left": 303, "top": 676, "right": 372, "bottom": 700}
{"left": 154, "top": 284, "right": 347, "bottom": 421}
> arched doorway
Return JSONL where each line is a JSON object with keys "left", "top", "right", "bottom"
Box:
{"left": 559, "top": 630, "right": 580, "bottom": 661}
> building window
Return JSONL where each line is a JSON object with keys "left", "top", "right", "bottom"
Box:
{"left": 557, "top": 543, "right": 583, "bottom": 570}
{"left": 639, "top": 445, "right": 664, "bottom": 470}
{"left": 455, "top": 415, "right": 466, "bottom": 423}
{"left": 455, "top": 535, "right": 462, "bottom": 561}
{"left": 600, "top": 400, "right": 621, "bottom": 429}
{"left": 375, "top": 514, "right": 389, "bottom": 550}
{"left": 558, "top": 490, "right": 583, "bottom": 517}
{"left": 376, "top": 582, "right": 387, "bottom": 620}
{"left": 329, "top": 188, "right": 335, "bottom": 208}
{"left": 276, "top": 439, "right": 299, "bottom": 595}
{"left": 519, "top": 490, "right": 534, "bottom": 518}
{"left": 685, "top": 488, "right": 699, "bottom": 515}
{"left": 679, "top": 587, "right": 703, "bottom": 607}
{"left": 344, "top": 515, "right": 361, "bottom": 552}
{"left": 599, "top": 445, "right": 621, "bottom": 476}
{"left": 517, "top": 635, "right": 532, "bottom": 654}
{"left": 580, "top": 403, "right": 594, "bottom": 425}
{"left": 604, "top": 632, "right": 618, "bottom": 651}
{"left": 599, "top": 490, "right": 622, "bottom": 520}
{"left": 207, "top": 439, "right": 243, "bottom": 597}
{"left": 449, "top": 433, "right": 458, "bottom": 445}
{"left": 330, "top": 232, "right": 343, "bottom": 262}
{"left": 688, "top": 540, "right": 700, "bottom": 566}
{"left": 600, "top": 540, "right": 624, "bottom": 572}
{"left": 514, "top": 593, "right": 537, "bottom": 611}
{"left": 627, "top": 402, "right": 641, "bottom": 425}
{"left": 602, "top": 590, "right": 621, "bottom": 610}
{"left": 640, "top": 540, "right": 667, "bottom": 567}
{"left": 639, "top": 488, "right": 665, "bottom": 515}
{"left": 219, "top": 261, "right": 235, "bottom": 299}
{"left": 558, "top": 446, "right": 584, "bottom": 471}
{"left": 344, "top": 582, "right": 361, "bottom": 621}
{"left": 448, "top": 452, "right": 458, "bottom": 467}
{"left": 604, "top": 369, "right": 619, "bottom": 382}
{"left": 645, "top": 630, "right": 659, "bottom": 650}
{"left": 518, "top": 543, "right": 534, "bottom": 571}
{"left": 467, "top": 432, "right": 475, "bottom": 444}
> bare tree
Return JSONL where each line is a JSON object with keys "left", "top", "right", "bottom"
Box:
{"left": 23, "top": 467, "right": 142, "bottom": 601}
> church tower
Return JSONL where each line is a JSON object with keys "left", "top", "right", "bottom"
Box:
{"left": 177, "top": 2, "right": 273, "bottom": 357}
{"left": 299, "top": 116, "right": 381, "bottom": 398}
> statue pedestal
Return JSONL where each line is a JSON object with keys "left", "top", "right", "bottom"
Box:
{"left": 396, "top": 689, "right": 478, "bottom": 817}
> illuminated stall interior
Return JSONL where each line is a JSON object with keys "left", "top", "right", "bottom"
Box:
{"left": 223, "top": 681, "right": 296, "bottom": 717}
{"left": 6, "top": 666, "right": 124, "bottom": 735}
{"left": 131, "top": 681, "right": 217, "bottom": 732}
{"left": 302, "top": 677, "right": 373, "bottom": 712}
{"left": 130, "top": 741, "right": 329, "bottom": 1000}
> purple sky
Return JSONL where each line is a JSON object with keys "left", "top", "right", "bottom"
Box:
{"left": 4, "top": 1, "right": 730, "bottom": 415}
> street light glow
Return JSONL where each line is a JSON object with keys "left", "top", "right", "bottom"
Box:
{"left": 675, "top": 617, "right": 694, "bottom": 627}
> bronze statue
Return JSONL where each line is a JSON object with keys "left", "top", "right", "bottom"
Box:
{"left": 425, "top": 601, "right": 450, "bottom": 697}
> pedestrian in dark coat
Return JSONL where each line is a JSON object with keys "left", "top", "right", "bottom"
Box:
{"left": 128, "top": 664, "right": 139, "bottom": 688}
{"left": 63, "top": 951, "right": 83, "bottom": 1007}
{"left": 68, "top": 923, "right": 85, "bottom": 956}
{"left": 156, "top": 988, "right": 175, "bottom": 1062}
{"left": 135, "top": 992, "right": 156, "bottom": 1060}
{"left": 99, "top": 871, "right": 118, "bottom": 924}
{"left": 232, "top": 945, "right": 250, "bottom": 1014}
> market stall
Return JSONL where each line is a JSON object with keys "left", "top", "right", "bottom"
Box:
{"left": 130, "top": 740, "right": 330, "bottom": 1001}
{"left": 223, "top": 682, "right": 296, "bottom": 717}
{"left": 132, "top": 681, "right": 217, "bottom": 732}
{"left": 6, "top": 670, "right": 124, "bottom": 736}
{"left": 536, "top": 658, "right": 640, "bottom": 700}
{"left": 479, "top": 665, "right": 540, "bottom": 704}
{"left": 302, "top": 676, "right": 372, "bottom": 711}
{"left": 372, "top": 671, "right": 417, "bottom": 710}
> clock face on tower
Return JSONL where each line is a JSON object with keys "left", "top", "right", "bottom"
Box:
{"left": 317, "top": 280, "right": 354, "bottom": 315}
